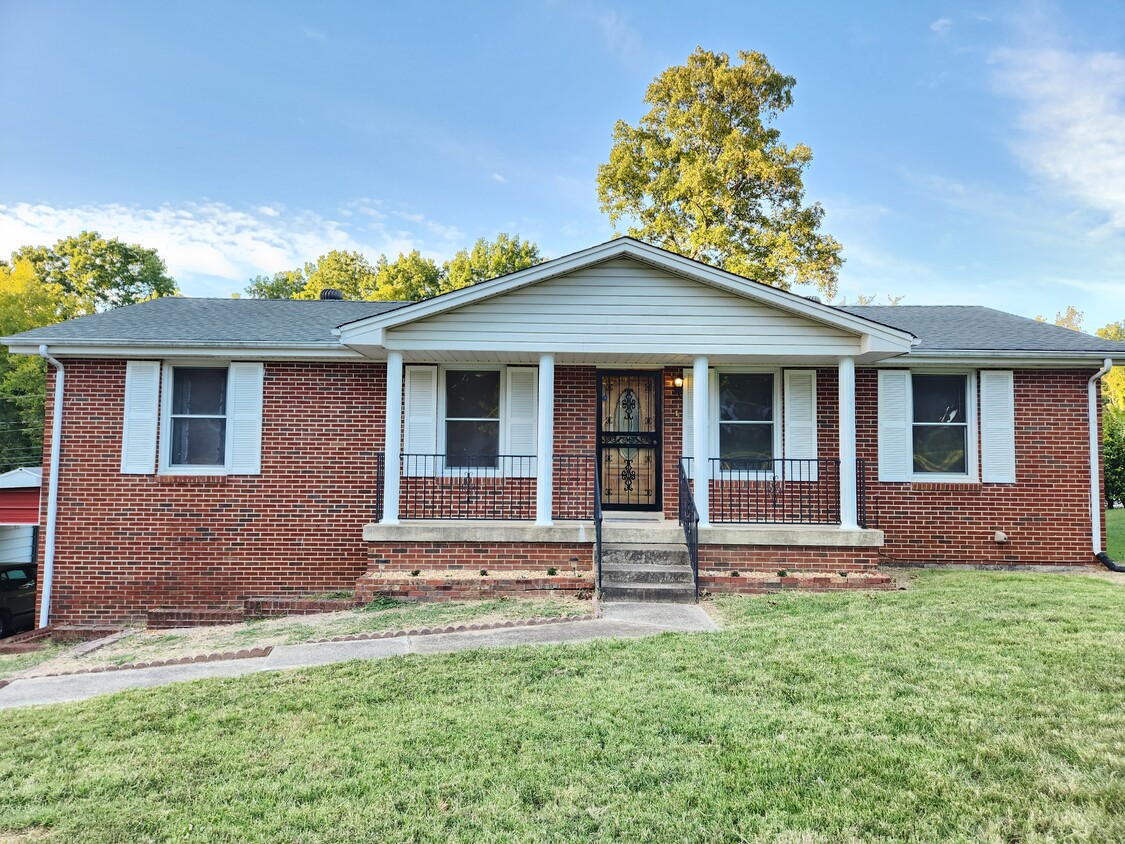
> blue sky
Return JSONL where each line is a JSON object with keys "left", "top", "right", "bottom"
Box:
{"left": 2, "top": 0, "right": 1124, "bottom": 327}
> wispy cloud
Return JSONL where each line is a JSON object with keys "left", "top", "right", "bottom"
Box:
{"left": 302, "top": 26, "right": 326, "bottom": 41}
{"left": 491, "top": 172, "right": 506, "bottom": 183}
{"left": 549, "top": 2, "right": 649, "bottom": 70}
{"left": 0, "top": 200, "right": 465, "bottom": 296}
{"left": 930, "top": 17, "right": 953, "bottom": 35}
{"left": 990, "top": 43, "right": 1125, "bottom": 230}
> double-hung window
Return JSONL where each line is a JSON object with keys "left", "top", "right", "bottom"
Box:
{"left": 717, "top": 372, "right": 776, "bottom": 470}
{"left": 444, "top": 369, "right": 501, "bottom": 469}
{"left": 168, "top": 367, "right": 229, "bottom": 468}
{"left": 911, "top": 373, "right": 969, "bottom": 475}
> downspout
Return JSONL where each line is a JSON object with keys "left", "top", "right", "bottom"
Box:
{"left": 37, "top": 345, "right": 64, "bottom": 627}
{"left": 1088, "top": 358, "right": 1125, "bottom": 572}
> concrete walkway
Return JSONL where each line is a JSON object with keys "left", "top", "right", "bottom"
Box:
{"left": 0, "top": 602, "right": 717, "bottom": 709}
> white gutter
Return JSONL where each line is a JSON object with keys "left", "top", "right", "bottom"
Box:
{"left": 1089, "top": 358, "right": 1113, "bottom": 558}
{"left": 37, "top": 345, "right": 63, "bottom": 628}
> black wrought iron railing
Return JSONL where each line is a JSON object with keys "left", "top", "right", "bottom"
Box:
{"left": 374, "top": 451, "right": 385, "bottom": 523}
{"left": 399, "top": 454, "right": 536, "bottom": 520}
{"left": 376, "top": 453, "right": 598, "bottom": 522}
{"left": 553, "top": 453, "right": 597, "bottom": 521}
{"left": 593, "top": 459, "right": 604, "bottom": 594}
{"left": 677, "top": 458, "right": 700, "bottom": 599}
{"left": 708, "top": 457, "right": 841, "bottom": 525}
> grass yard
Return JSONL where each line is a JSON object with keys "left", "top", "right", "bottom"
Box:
{"left": 1106, "top": 506, "right": 1125, "bottom": 561}
{"left": 0, "top": 597, "right": 589, "bottom": 681}
{"left": 0, "top": 571, "right": 1122, "bottom": 843}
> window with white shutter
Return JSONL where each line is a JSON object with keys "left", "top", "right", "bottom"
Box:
{"left": 155, "top": 362, "right": 265, "bottom": 475}
{"left": 783, "top": 370, "right": 818, "bottom": 480}
{"left": 504, "top": 367, "right": 538, "bottom": 478}
{"left": 877, "top": 370, "right": 911, "bottom": 482}
{"left": 980, "top": 370, "right": 1016, "bottom": 483}
{"left": 403, "top": 365, "right": 438, "bottom": 476}
{"left": 879, "top": 369, "right": 980, "bottom": 482}
{"left": 121, "top": 361, "right": 160, "bottom": 474}
{"left": 228, "top": 362, "right": 264, "bottom": 475}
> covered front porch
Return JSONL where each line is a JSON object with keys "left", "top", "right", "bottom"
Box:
{"left": 335, "top": 240, "right": 910, "bottom": 598}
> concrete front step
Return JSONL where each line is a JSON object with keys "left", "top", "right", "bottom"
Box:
{"left": 602, "top": 545, "right": 691, "bottom": 568}
{"left": 601, "top": 563, "right": 695, "bottom": 585}
{"left": 599, "top": 583, "right": 697, "bottom": 603}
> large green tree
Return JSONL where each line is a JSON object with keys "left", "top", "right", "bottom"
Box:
{"left": 597, "top": 47, "right": 843, "bottom": 297}
{"left": 0, "top": 260, "right": 64, "bottom": 469}
{"left": 13, "top": 230, "right": 177, "bottom": 315}
{"left": 0, "top": 237, "right": 179, "bottom": 471}
{"left": 244, "top": 234, "right": 543, "bottom": 302}
{"left": 1096, "top": 320, "right": 1125, "bottom": 411}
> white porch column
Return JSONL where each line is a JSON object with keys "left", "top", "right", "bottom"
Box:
{"left": 382, "top": 350, "right": 403, "bottom": 525}
{"left": 838, "top": 356, "right": 858, "bottom": 529}
{"left": 692, "top": 355, "right": 710, "bottom": 527}
{"left": 535, "top": 353, "right": 555, "bottom": 525}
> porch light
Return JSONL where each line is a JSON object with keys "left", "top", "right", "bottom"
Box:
{"left": 672, "top": 375, "right": 684, "bottom": 391}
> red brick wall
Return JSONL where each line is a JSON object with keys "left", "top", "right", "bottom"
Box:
{"left": 853, "top": 367, "right": 1098, "bottom": 566}
{"left": 35, "top": 360, "right": 1103, "bottom": 623}
{"left": 368, "top": 542, "right": 593, "bottom": 572}
{"left": 38, "top": 360, "right": 386, "bottom": 624}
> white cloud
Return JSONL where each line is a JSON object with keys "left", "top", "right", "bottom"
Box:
{"left": 991, "top": 44, "right": 1125, "bottom": 230}
{"left": 930, "top": 17, "right": 953, "bottom": 35}
{"left": 491, "top": 172, "right": 506, "bottom": 183}
{"left": 0, "top": 201, "right": 464, "bottom": 296}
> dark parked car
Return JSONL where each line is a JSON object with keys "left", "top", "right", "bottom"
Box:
{"left": 0, "top": 563, "right": 37, "bottom": 637}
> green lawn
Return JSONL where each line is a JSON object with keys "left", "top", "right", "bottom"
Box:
{"left": 1, "top": 572, "right": 1122, "bottom": 843}
{"left": 1106, "top": 507, "right": 1125, "bottom": 561}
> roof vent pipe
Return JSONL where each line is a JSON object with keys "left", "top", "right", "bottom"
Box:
{"left": 320, "top": 288, "right": 344, "bottom": 300}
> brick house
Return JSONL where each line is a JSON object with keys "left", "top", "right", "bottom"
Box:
{"left": 5, "top": 238, "right": 1124, "bottom": 625}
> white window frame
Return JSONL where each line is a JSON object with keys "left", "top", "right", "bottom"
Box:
{"left": 709, "top": 367, "right": 783, "bottom": 479}
{"left": 159, "top": 362, "right": 233, "bottom": 475}
{"left": 437, "top": 364, "right": 507, "bottom": 477}
{"left": 909, "top": 369, "right": 978, "bottom": 483}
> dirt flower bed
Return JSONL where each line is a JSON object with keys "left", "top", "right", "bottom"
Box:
{"left": 1, "top": 597, "right": 590, "bottom": 681}
{"left": 365, "top": 568, "right": 593, "bottom": 580}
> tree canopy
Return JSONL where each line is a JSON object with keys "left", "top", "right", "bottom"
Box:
{"left": 13, "top": 230, "right": 177, "bottom": 316}
{"left": 243, "top": 234, "right": 543, "bottom": 301}
{"left": 0, "top": 235, "right": 179, "bottom": 471}
{"left": 596, "top": 47, "right": 843, "bottom": 298}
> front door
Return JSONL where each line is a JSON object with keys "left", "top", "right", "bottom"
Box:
{"left": 598, "top": 371, "right": 662, "bottom": 511}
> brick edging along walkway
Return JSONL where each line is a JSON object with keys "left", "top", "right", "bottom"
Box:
{"left": 8, "top": 613, "right": 597, "bottom": 682}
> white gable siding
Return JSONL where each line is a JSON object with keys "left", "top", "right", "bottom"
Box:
{"left": 385, "top": 258, "right": 860, "bottom": 357}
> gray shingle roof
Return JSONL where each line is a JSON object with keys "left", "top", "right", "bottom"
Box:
{"left": 3, "top": 297, "right": 411, "bottom": 345}
{"left": 839, "top": 305, "right": 1125, "bottom": 354}
{"left": 5, "top": 297, "right": 1123, "bottom": 357}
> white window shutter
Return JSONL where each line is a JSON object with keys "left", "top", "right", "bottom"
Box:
{"left": 228, "top": 362, "right": 264, "bottom": 474}
{"left": 784, "top": 370, "right": 818, "bottom": 480}
{"left": 403, "top": 366, "right": 437, "bottom": 476}
{"left": 504, "top": 367, "right": 538, "bottom": 477}
{"left": 877, "top": 370, "right": 912, "bottom": 482}
{"left": 980, "top": 370, "right": 1016, "bottom": 483}
{"left": 121, "top": 361, "right": 160, "bottom": 474}
{"left": 682, "top": 370, "right": 693, "bottom": 463}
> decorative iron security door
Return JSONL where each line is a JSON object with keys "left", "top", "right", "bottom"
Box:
{"left": 597, "top": 371, "right": 662, "bottom": 511}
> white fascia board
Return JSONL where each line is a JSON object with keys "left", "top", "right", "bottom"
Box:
{"left": 4, "top": 341, "right": 366, "bottom": 360}
{"left": 881, "top": 350, "right": 1116, "bottom": 367}
{"left": 335, "top": 239, "right": 916, "bottom": 351}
